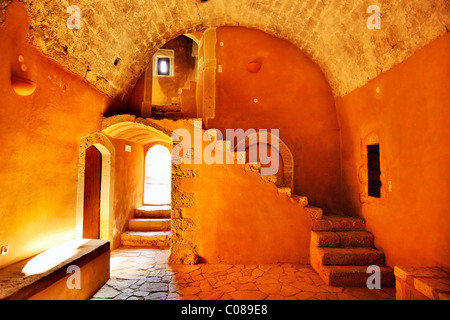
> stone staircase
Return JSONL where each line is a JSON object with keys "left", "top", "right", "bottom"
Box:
{"left": 116, "top": 117, "right": 393, "bottom": 287}
{"left": 310, "top": 214, "right": 395, "bottom": 287}
{"left": 121, "top": 205, "right": 171, "bottom": 248}
{"left": 152, "top": 81, "right": 197, "bottom": 119}
{"left": 152, "top": 103, "right": 183, "bottom": 119}
{"left": 208, "top": 130, "right": 324, "bottom": 221}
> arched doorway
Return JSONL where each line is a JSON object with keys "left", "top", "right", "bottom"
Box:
{"left": 144, "top": 145, "right": 171, "bottom": 205}
{"left": 76, "top": 133, "right": 115, "bottom": 244}
{"left": 83, "top": 146, "right": 102, "bottom": 239}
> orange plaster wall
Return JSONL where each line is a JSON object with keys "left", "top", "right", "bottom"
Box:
{"left": 208, "top": 27, "right": 341, "bottom": 213}
{"left": 127, "top": 73, "right": 145, "bottom": 116}
{"left": 180, "top": 163, "right": 313, "bottom": 264}
{"left": 336, "top": 33, "right": 450, "bottom": 271}
{"left": 108, "top": 138, "right": 144, "bottom": 249}
{"left": 0, "top": 2, "right": 122, "bottom": 269}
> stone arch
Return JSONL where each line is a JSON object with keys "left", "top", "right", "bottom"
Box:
{"left": 76, "top": 132, "right": 115, "bottom": 246}
{"left": 235, "top": 132, "right": 294, "bottom": 190}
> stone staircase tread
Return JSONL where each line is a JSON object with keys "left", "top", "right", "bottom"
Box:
{"left": 317, "top": 247, "right": 385, "bottom": 266}
{"left": 318, "top": 247, "right": 383, "bottom": 254}
{"left": 312, "top": 215, "right": 366, "bottom": 231}
{"left": 320, "top": 265, "right": 395, "bottom": 287}
{"left": 291, "top": 195, "right": 308, "bottom": 206}
{"left": 121, "top": 230, "right": 171, "bottom": 247}
{"left": 323, "top": 265, "right": 393, "bottom": 273}
{"left": 311, "top": 231, "right": 374, "bottom": 248}
{"left": 130, "top": 218, "right": 171, "bottom": 222}
{"left": 122, "top": 231, "right": 170, "bottom": 237}
{"left": 129, "top": 217, "right": 171, "bottom": 232}
{"left": 135, "top": 206, "right": 171, "bottom": 218}
{"left": 137, "top": 205, "right": 171, "bottom": 211}
{"left": 277, "top": 187, "right": 292, "bottom": 197}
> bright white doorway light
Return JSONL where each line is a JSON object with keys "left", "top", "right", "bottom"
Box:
{"left": 144, "top": 145, "right": 171, "bottom": 205}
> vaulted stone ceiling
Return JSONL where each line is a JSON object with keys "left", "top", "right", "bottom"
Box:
{"left": 2, "top": 0, "right": 449, "bottom": 100}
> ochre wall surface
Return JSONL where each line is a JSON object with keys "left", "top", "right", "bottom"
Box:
{"left": 0, "top": 2, "right": 119, "bottom": 269}
{"left": 178, "top": 163, "right": 313, "bottom": 264}
{"left": 336, "top": 33, "right": 450, "bottom": 271}
{"left": 208, "top": 26, "right": 341, "bottom": 212}
{"left": 108, "top": 138, "right": 144, "bottom": 249}
{"left": 127, "top": 74, "right": 145, "bottom": 116}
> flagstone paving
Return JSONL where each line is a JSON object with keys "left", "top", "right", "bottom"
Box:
{"left": 91, "top": 246, "right": 396, "bottom": 300}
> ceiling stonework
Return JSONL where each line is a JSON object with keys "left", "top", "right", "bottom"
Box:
{"left": 2, "top": 0, "right": 449, "bottom": 99}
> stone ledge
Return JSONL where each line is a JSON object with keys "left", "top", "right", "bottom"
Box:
{"left": 0, "top": 239, "right": 110, "bottom": 300}
{"left": 394, "top": 266, "right": 450, "bottom": 300}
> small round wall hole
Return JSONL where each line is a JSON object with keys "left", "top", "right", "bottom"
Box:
{"left": 247, "top": 61, "right": 261, "bottom": 73}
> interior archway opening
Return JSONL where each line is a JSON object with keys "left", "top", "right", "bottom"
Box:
{"left": 144, "top": 144, "right": 172, "bottom": 206}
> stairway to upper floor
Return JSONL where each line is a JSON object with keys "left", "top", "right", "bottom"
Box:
{"left": 121, "top": 205, "right": 171, "bottom": 248}
{"left": 151, "top": 81, "right": 197, "bottom": 120}
{"left": 115, "top": 116, "right": 393, "bottom": 287}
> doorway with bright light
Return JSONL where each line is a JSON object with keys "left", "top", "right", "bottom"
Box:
{"left": 144, "top": 145, "right": 172, "bottom": 206}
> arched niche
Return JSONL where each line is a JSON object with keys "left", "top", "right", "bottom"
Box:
{"left": 235, "top": 132, "right": 294, "bottom": 190}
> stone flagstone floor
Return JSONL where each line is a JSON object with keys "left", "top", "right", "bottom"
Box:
{"left": 91, "top": 246, "right": 396, "bottom": 300}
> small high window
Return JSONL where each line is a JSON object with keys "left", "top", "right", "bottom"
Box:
{"left": 157, "top": 57, "right": 170, "bottom": 76}
{"left": 153, "top": 49, "right": 174, "bottom": 77}
{"left": 367, "top": 144, "right": 381, "bottom": 198}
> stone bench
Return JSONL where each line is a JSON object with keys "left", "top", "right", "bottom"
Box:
{"left": 394, "top": 266, "right": 450, "bottom": 300}
{"left": 0, "top": 239, "right": 110, "bottom": 300}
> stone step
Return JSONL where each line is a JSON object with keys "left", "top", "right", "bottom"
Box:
{"left": 291, "top": 195, "right": 308, "bottom": 206}
{"left": 277, "top": 187, "right": 292, "bottom": 197}
{"left": 121, "top": 231, "right": 170, "bottom": 247}
{"left": 311, "top": 231, "right": 374, "bottom": 248}
{"left": 153, "top": 104, "right": 181, "bottom": 112}
{"left": 260, "top": 175, "right": 277, "bottom": 184}
{"left": 160, "top": 112, "right": 186, "bottom": 119}
{"left": 312, "top": 215, "right": 366, "bottom": 232}
{"left": 316, "top": 247, "right": 385, "bottom": 266}
{"left": 135, "top": 206, "right": 171, "bottom": 218}
{"left": 305, "top": 205, "right": 323, "bottom": 220}
{"left": 319, "top": 265, "right": 395, "bottom": 287}
{"left": 129, "top": 218, "right": 171, "bottom": 231}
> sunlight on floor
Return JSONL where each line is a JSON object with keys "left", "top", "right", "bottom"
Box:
{"left": 91, "top": 247, "right": 396, "bottom": 300}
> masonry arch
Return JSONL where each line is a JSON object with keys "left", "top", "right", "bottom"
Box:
{"left": 235, "top": 132, "right": 294, "bottom": 190}
{"left": 76, "top": 133, "right": 115, "bottom": 245}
